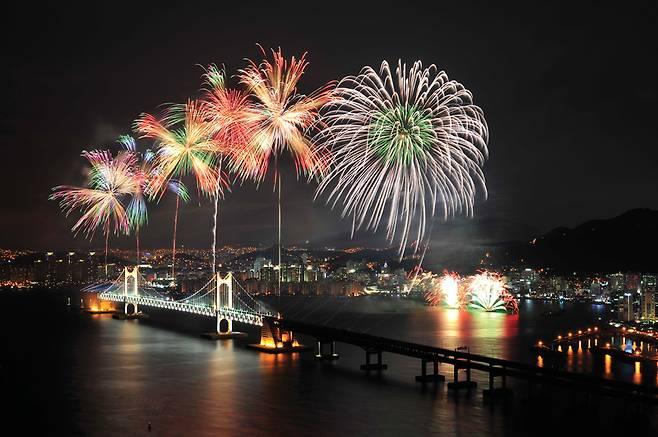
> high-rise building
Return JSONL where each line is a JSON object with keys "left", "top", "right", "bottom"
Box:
{"left": 608, "top": 273, "right": 625, "bottom": 294}
{"left": 260, "top": 264, "right": 276, "bottom": 284}
{"left": 619, "top": 292, "right": 634, "bottom": 321}
{"left": 253, "top": 257, "right": 270, "bottom": 279}
{"left": 641, "top": 274, "right": 656, "bottom": 320}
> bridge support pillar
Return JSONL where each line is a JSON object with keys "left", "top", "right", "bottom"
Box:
{"left": 447, "top": 355, "right": 477, "bottom": 391}
{"left": 124, "top": 302, "right": 138, "bottom": 315}
{"left": 483, "top": 364, "right": 513, "bottom": 400}
{"left": 415, "top": 357, "right": 445, "bottom": 383}
{"left": 360, "top": 348, "right": 387, "bottom": 371}
{"left": 316, "top": 340, "right": 339, "bottom": 360}
{"left": 201, "top": 316, "right": 247, "bottom": 340}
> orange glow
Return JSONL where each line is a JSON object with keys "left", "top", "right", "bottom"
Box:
{"left": 568, "top": 332, "right": 572, "bottom": 337}
{"left": 587, "top": 328, "right": 591, "bottom": 332}
{"left": 578, "top": 330, "right": 582, "bottom": 335}
{"left": 594, "top": 327, "right": 598, "bottom": 331}
{"left": 276, "top": 342, "right": 284, "bottom": 348}
{"left": 604, "top": 354, "right": 612, "bottom": 376}
{"left": 537, "top": 340, "right": 543, "bottom": 347}
{"left": 605, "top": 343, "right": 611, "bottom": 348}
{"left": 259, "top": 338, "right": 277, "bottom": 348}
{"left": 634, "top": 362, "right": 641, "bottom": 384}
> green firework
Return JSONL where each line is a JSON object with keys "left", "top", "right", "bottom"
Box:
{"left": 369, "top": 104, "right": 434, "bottom": 165}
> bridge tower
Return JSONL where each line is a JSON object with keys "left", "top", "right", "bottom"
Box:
{"left": 123, "top": 266, "right": 139, "bottom": 315}
{"left": 215, "top": 272, "right": 233, "bottom": 334}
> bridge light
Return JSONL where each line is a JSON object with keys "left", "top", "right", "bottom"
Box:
{"left": 557, "top": 335, "right": 562, "bottom": 340}
{"left": 537, "top": 341, "right": 543, "bottom": 347}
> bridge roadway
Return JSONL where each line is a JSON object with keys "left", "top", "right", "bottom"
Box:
{"left": 275, "top": 317, "right": 658, "bottom": 404}
{"left": 100, "top": 292, "right": 265, "bottom": 326}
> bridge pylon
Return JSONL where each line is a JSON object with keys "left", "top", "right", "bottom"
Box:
{"left": 201, "top": 272, "right": 247, "bottom": 340}
{"left": 123, "top": 266, "right": 139, "bottom": 315}
{"left": 215, "top": 272, "right": 234, "bottom": 334}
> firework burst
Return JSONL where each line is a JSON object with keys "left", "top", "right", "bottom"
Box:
{"left": 425, "top": 271, "right": 468, "bottom": 308}
{"left": 135, "top": 100, "right": 221, "bottom": 198}
{"left": 135, "top": 101, "right": 223, "bottom": 279}
{"left": 199, "top": 65, "right": 255, "bottom": 273}
{"left": 50, "top": 150, "right": 138, "bottom": 274}
{"left": 316, "top": 60, "right": 488, "bottom": 256}
{"left": 236, "top": 47, "right": 334, "bottom": 181}
{"left": 50, "top": 150, "right": 136, "bottom": 238}
{"left": 467, "top": 271, "right": 518, "bottom": 313}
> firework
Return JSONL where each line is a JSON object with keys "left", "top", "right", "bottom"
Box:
{"left": 467, "top": 271, "right": 518, "bottom": 313}
{"left": 236, "top": 47, "right": 334, "bottom": 181}
{"left": 50, "top": 150, "right": 136, "bottom": 273}
{"left": 425, "top": 271, "right": 467, "bottom": 308}
{"left": 117, "top": 135, "right": 189, "bottom": 264}
{"left": 135, "top": 101, "right": 223, "bottom": 279}
{"left": 200, "top": 65, "right": 255, "bottom": 165}
{"left": 235, "top": 47, "right": 334, "bottom": 296}
{"left": 51, "top": 150, "right": 135, "bottom": 237}
{"left": 200, "top": 65, "right": 255, "bottom": 273}
{"left": 135, "top": 100, "right": 221, "bottom": 198}
{"left": 316, "top": 60, "right": 488, "bottom": 257}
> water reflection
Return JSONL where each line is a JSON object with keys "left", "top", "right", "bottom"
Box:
{"left": 633, "top": 362, "right": 642, "bottom": 385}
{"left": 604, "top": 354, "right": 612, "bottom": 377}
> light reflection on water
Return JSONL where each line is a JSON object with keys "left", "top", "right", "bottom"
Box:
{"left": 3, "top": 292, "right": 657, "bottom": 435}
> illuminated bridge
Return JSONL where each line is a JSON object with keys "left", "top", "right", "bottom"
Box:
{"left": 97, "top": 266, "right": 275, "bottom": 332}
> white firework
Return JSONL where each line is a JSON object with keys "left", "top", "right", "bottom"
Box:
{"left": 316, "top": 60, "right": 488, "bottom": 256}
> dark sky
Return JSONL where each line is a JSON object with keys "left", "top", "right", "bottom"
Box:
{"left": 3, "top": 1, "right": 657, "bottom": 253}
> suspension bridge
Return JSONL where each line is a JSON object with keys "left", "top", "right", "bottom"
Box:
{"left": 97, "top": 267, "right": 284, "bottom": 340}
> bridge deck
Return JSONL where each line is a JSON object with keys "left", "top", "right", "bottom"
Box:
{"left": 277, "top": 318, "right": 658, "bottom": 404}
{"left": 100, "top": 292, "right": 265, "bottom": 326}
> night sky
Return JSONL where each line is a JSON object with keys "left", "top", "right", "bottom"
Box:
{"left": 3, "top": 1, "right": 657, "bottom": 254}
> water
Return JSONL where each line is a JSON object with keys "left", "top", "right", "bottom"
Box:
{"left": 2, "top": 291, "right": 656, "bottom": 435}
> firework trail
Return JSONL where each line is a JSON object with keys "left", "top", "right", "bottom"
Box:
{"left": 199, "top": 65, "right": 254, "bottom": 274}
{"left": 117, "top": 135, "right": 148, "bottom": 263}
{"left": 316, "top": 60, "right": 488, "bottom": 257}
{"left": 135, "top": 101, "right": 223, "bottom": 280}
{"left": 236, "top": 46, "right": 335, "bottom": 296}
{"left": 117, "top": 135, "right": 190, "bottom": 264}
{"left": 50, "top": 150, "right": 136, "bottom": 274}
{"left": 467, "top": 271, "right": 518, "bottom": 313}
